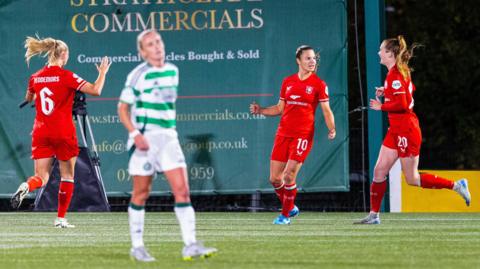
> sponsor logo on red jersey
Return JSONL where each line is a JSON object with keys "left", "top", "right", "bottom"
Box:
{"left": 277, "top": 73, "right": 329, "bottom": 137}
{"left": 290, "top": 95, "right": 300, "bottom": 100}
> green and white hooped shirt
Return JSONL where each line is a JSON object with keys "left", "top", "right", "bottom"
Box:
{"left": 119, "top": 62, "right": 179, "bottom": 133}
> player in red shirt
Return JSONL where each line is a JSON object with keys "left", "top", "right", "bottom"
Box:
{"left": 355, "top": 36, "right": 471, "bottom": 224}
{"left": 250, "top": 45, "right": 336, "bottom": 225}
{"left": 10, "top": 35, "right": 111, "bottom": 228}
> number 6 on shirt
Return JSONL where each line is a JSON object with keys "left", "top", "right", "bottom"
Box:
{"left": 39, "top": 87, "right": 54, "bottom": 115}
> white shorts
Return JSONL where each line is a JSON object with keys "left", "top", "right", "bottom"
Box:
{"left": 128, "top": 129, "right": 186, "bottom": 176}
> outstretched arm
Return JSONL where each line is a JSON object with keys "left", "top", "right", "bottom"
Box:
{"left": 79, "top": 56, "right": 111, "bottom": 96}
{"left": 249, "top": 99, "right": 285, "bottom": 116}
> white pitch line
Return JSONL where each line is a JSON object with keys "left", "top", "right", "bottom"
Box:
{"left": 194, "top": 218, "right": 480, "bottom": 221}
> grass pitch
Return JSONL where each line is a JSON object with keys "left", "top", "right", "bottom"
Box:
{"left": 1, "top": 212, "right": 479, "bottom": 269}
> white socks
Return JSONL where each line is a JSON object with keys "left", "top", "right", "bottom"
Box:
{"left": 128, "top": 203, "right": 145, "bottom": 248}
{"left": 129, "top": 202, "right": 197, "bottom": 248}
{"left": 174, "top": 204, "right": 197, "bottom": 246}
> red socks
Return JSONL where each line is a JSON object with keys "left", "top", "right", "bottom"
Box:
{"left": 368, "top": 174, "right": 454, "bottom": 213}
{"left": 420, "top": 173, "right": 454, "bottom": 189}
{"left": 272, "top": 181, "right": 297, "bottom": 217}
{"left": 272, "top": 182, "right": 285, "bottom": 203}
{"left": 281, "top": 183, "right": 297, "bottom": 217}
{"left": 26, "top": 176, "right": 43, "bottom": 192}
{"left": 58, "top": 179, "right": 74, "bottom": 218}
{"left": 370, "top": 181, "right": 387, "bottom": 213}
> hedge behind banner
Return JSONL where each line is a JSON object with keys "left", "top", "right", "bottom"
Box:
{"left": 0, "top": 0, "right": 348, "bottom": 197}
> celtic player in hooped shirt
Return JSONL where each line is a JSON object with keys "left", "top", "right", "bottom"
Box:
{"left": 250, "top": 45, "right": 336, "bottom": 225}
{"left": 118, "top": 30, "right": 217, "bottom": 262}
{"left": 355, "top": 36, "right": 471, "bottom": 225}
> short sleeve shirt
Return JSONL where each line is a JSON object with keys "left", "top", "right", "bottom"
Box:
{"left": 119, "top": 62, "right": 179, "bottom": 132}
{"left": 28, "top": 66, "right": 86, "bottom": 138}
{"left": 276, "top": 73, "right": 329, "bottom": 138}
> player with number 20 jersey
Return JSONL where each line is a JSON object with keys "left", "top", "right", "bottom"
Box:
{"left": 354, "top": 36, "right": 470, "bottom": 225}
{"left": 381, "top": 65, "right": 421, "bottom": 157}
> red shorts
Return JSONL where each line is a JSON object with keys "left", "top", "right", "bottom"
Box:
{"left": 31, "top": 135, "right": 79, "bottom": 161}
{"left": 383, "top": 126, "right": 422, "bottom": 157}
{"left": 270, "top": 135, "right": 313, "bottom": 163}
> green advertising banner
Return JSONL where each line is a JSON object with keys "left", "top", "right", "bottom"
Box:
{"left": 0, "top": 0, "right": 348, "bottom": 197}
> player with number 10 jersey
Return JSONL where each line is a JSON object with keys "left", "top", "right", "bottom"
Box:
{"left": 275, "top": 72, "right": 330, "bottom": 162}
{"left": 249, "top": 45, "right": 336, "bottom": 225}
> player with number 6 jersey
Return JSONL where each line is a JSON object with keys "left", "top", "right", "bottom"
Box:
{"left": 29, "top": 66, "right": 86, "bottom": 139}
{"left": 10, "top": 35, "right": 111, "bottom": 228}
{"left": 250, "top": 45, "right": 336, "bottom": 225}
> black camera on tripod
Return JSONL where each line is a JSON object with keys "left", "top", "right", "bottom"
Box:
{"left": 73, "top": 91, "right": 87, "bottom": 116}
{"left": 71, "top": 92, "right": 100, "bottom": 167}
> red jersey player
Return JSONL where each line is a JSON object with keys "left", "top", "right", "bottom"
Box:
{"left": 250, "top": 45, "right": 336, "bottom": 225}
{"left": 355, "top": 36, "right": 471, "bottom": 225}
{"left": 10, "top": 35, "right": 111, "bottom": 228}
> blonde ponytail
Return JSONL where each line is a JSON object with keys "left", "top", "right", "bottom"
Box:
{"left": 24, "top": 35, "right": 68, "bottom": 66}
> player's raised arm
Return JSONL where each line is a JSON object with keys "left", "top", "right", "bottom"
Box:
{"left": 79, "top": 56, "right": 111, "bottom": 96}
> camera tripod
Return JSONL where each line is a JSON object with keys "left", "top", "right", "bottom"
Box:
{"left": 33, "top": 92, "right": 110, "bottom": 211}
{"left": 72, "top": 92, "right": 109, "bottom": 207}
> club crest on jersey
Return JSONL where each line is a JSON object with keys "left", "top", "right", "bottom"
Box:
{"left": 143, "top": 162, "right": 152, "bottom": 171}
{"left": 305, "top": 86, "right": 313, "bottom": 94}
{"left": 392, "top": 80, "right": 402, "bottom": 90}
{"left": 290, "top": 95, "right": 300, "bottom": 100}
